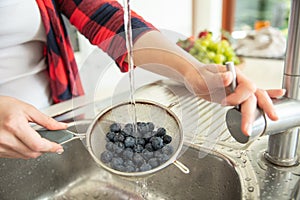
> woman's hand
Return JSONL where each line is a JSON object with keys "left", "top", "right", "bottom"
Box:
{"left": 0, "top": 96, "right": 66, "bottom": 159}
{"left": 183, "top": 64, "right": 285, "bottom": 136}
{"left": 223, "top": 68, "right": 285, "bottom": 136}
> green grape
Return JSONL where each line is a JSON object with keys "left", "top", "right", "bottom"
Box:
{"left": 207, "top": 51, "right": 216, "bottom": 59}
{"left": 224, "top": 48, "right": 234, "bottom": 58}
{"left": 208, "top": 42, "right": 218, "bottom": 52}
{"left": 202, "top": 58, "right": 211, "bottom": 64}
{"left": 220, "top": 40, "right": 230, "bottom": 48}
{"left": 194, "top": 41, "right": 207, "bottom": 51}
{"left": 200, "top": 39, "right": 210, "bottom": 47}
{"left": 189, "top": 48, "right": 198, "bottom": 56}
{"left": 232, "top": 56, "right": 240, "bottom": 65}
{"left": 177, "top": 31, "right": 241, "bottom": 66}
{"left": 216, "top": 43, "right": 225, "bottom": 54}
{"left": 213, "top": 54, "right": 226, "bottom": 64}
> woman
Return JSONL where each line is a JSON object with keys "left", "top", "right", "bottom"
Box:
{"left": 0, "top": 0, "right": 284, "bottom": 159}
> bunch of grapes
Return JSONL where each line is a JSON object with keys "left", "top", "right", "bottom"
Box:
{"left": 177, "top": 30, "right": 240, "bottom": 65}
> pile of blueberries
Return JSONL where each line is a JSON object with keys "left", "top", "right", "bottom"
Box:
{"left": 100, "top": 121, "right": 174, "bottom": 173}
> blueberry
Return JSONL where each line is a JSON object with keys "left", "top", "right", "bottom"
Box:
{"left": 123, "top": 136, "right": 135, "bottom": 148}
{"left": 146, "top": 122, "right": 155, "bottom": 132}
{"left": 163, "top": 135, "right": 172, "bottom": 144}
{"left": 137, "top": 122, "right": 148, "bottom": 135}
{"left": 125, "top": 123, "right": 134, "bottom": 130}
{"left": 113, "top": 133, "right": 125, "bottom": 142}
{"left": 136, "top": 138, "right": 146, "bottom": 147}
{"left": 124, "top": 123, "right": 134, "bottom": 134}
{"left": 133, "top": 153, "right": 145, "bottom": 166}
{"left": 161, "top": 145, "right": 174, "bottom": 155}
{"left": 122, "top": 148, "right": 134, "bottom": 160}
{"left": 100, "top": 151, "right": 113, "bottom": 163}
{"left": 105, "top": 142, "right": 114, "bottom": 151}
{"left": 121, "top": 128, "right": 131, "bottom": 137}
{"left": 151, "top": 137, "right": 164, "bottom": 150}
{"left": 142, "top": 132, "right": 153, "bottom": 142}
{"left": 113, "top": 142, "right": 125, "bottom": 154}
{"left": 122, "top": 123, "right": 134, "bottom": 136}
{"left": 106, "top": 131, "right": 116, "bottom": 142}
{"left": 154, "top": 150, "right": 163, "bottom": 158}
{"left": 148, "top": 158, "right": 159, "bottom": 168}
{"left": 124, "top": 160, "right": 135, "bottom": 167}
{"left": 140, "top": 163, "right": 152, "bottom": 172}
{"left": 133, "top": 144, "right": 144, "bottom": 153}
{"left": 155, "top": 127, "right": 166, "bottom": 137}
{"left": 124, "top": 165, "right": 135, "bottom": 172}
{"left": 158, "top": 154, "right": 170, "bottom": 164}
{"left": 110, "top": 123, "right": 121, "bottom": 132}
{"left": 136, "top": 121, "right": 143, "bottom": 126}
{"left": 142, "top": 149, "right": 154, "bottom": 160}
{"left": 111, "top": 164, "right": 125, "bottom": 172}
{"left": 145, "top": 143, "right": 154, "bottom": 152}
{"left": 111, "top": 157, "right": 123, "bottom": 166}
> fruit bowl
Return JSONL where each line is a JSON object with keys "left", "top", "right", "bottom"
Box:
{"left": 177, "top": 30, "right": 242, "bottom": 67}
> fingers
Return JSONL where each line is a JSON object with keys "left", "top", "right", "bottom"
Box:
{"left": 0, "top": 122, "right": 64, "bottom": 159}
{"left": 222, "top": 83, "right": 256, "bottom": 106}
{"left": 266, "top": 89, "right": 286, "bottom": 98}
{"left": 0, "top": 131, "right": 42, "bottom": 159}
{"left": 27, "top": 106, "right": 67, "bottom": 130}
{"left": 0, "top": 96, "right": 66, "bottom": 159}
{"left": 18, "top": 124, "right": 63, "bottom": 153}
{"left": 255, "top": 89, "right": 278, "bottom": 121}
{"left": 240, "top": 94, "right": 257, "bottom": 136}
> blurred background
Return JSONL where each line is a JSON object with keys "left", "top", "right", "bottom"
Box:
{"left": 63, "top": 0, "right": 291, "bottom": 100}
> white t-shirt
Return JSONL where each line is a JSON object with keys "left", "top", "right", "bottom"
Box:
{"left": 0, "top": 0, "right": 52, "bottom": 109}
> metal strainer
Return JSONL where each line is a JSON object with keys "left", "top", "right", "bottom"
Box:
{"left": 37, "top": 100, "right": 189, "bottom": 177}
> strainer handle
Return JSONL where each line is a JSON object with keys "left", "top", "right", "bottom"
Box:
{"left": 35, "top": 120, "right": 90, "bottom": 144}
{"left": 37, "top": 129, "right": 75, "bottom": 144}
{"left": 173, "top": 160, "right": 190, "bottom": 174}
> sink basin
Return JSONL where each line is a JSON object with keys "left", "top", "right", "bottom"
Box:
{"left": 0, "top": 140, "right": 241, "bottom": 200}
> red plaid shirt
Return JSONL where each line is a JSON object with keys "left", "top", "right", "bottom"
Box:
{"left": 36, "top": 0, "right": 156, "bottom": 103}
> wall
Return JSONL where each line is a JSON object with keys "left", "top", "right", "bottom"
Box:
{"left": 192, "top": 0, "right": 223, "bottom": 38}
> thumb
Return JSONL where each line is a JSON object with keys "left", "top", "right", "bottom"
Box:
{"left": 220, "top": 71, "right": 233, "bottom": 87}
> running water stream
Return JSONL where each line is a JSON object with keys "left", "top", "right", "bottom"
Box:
{"left": 123, "top": 0, "right": 148, "bottom": 198}
{"left": 123, "top": 0, "right": 137, "bottom": 134}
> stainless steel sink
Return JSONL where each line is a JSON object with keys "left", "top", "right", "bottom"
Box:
{"left": 0, "top": 140, "right": 241, "bottom": 200}
{"left": 2, "top": 79, "right": 299, "bottom": 200}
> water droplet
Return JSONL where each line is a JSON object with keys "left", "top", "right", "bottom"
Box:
{"left": 247, "top": 186, "right": 254, "bottom": 192}
{"left": 93, "top": 191, "right": 100, "bottom": 199}
{"left": 245, "top": 177, "right": 251, "bottom": 181}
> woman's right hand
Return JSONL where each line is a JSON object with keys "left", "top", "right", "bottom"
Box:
{"left": 0, "top": 96, "right": 66, "bottom": 159}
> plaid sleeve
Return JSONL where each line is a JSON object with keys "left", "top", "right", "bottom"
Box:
{"left": 57, "top": 0, "right": 157, "bottom": 72}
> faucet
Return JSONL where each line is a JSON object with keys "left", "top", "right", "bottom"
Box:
{"left": 226, "top": 0, "right": 300, "bottom": 167}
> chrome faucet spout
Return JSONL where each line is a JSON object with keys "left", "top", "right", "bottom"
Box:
{"left": 283, "top": 0, "right": 300, "bottom": 99}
